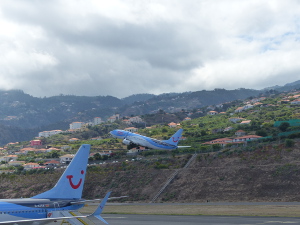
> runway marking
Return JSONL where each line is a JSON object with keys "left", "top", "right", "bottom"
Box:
{"left": 264, "top": 221, "right": 298, "bottom": 224}
{"left": 103, "top": 216, "right": 127, "bottom": 219}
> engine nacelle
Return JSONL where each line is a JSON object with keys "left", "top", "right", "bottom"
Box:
{"left": 122, "top": 139, "right": 131, "bottom": 145}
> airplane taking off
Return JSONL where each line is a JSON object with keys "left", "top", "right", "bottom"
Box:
{"left": 110, "top": 128, "right": 190, "bottom": 150}
{"left": 0, "top": 144, "right": 111, "bottom": 225}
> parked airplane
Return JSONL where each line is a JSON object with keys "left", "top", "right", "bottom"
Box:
{"left": 110, "top": 128, "right": 190, "bottom": 150}
{"left": 0, "top": 144, "right": 111, "bottom": 225}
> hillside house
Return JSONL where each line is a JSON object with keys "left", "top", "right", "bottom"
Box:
{"left": 128, "top": 116, "right": 143, "bottom": 123}
{"left": 125, "top": 127, "right": 138, "bottom": 132}
{"left": 244, "top": 104, "right": 254, "bottom": 110}
{"left": 8, "top": 161, "right": 25, "bottom": 166}
{"left": 23, "top": 162, "right": 40, "bottom": 170}
{"left": 38, "top": 130, "right": 63, "bottom": 138}
{"left": 207, "top": 111, "right": 218, "bottom": 116}
{"left": 229, "top": 117, "right": 244, "bottom": 123}
{"left": 93, "top": 117, "right": 104, "bottom": 125}
{"left": 235, "top": 107, "right": 244, "bottom": 113}
{"left": 45, "top": 160, "right": 60, "bottom": 167}
{"left": 224, "top": 126, "right": 234, "bottom": 132}
{"left": 232, "top": 135, "right": 262, "bottom": 142}
{"left": 235, "top": 130, "right": 246, "bottom": 136}
{"left": 61, "top": 145, "right": 72, "bottom": 152}
{"left": 46, "top": 147, "right": 60, "bottom": 152}
{"left": 69, "top": 122, "right": 85, "bottom": 130}
{"left": 123, "top": 119, "right": 131, "bottom": 125}
{"left": 204, "top": 138, "right": 232, "bottom": 144}
{"left": 0, "top": 155, "right": 18, "bottom": 162}
{"left": 16, "top": 147, "right": 41, "bottom": 155}
{"left": 291, "top": 99, "right": 300, "bottom": 105}
{"left": 69, "top": 138, "right": 80, "bottom": 142}
{"left": 240, "top": 120, "right": 251, "bottom": 125}
{"left": 60, "top": 154, "right": 75, "bottom": 164}
{"left": 127, "top": 147, "right": 147, "bottom": 156}
{"left": 204, "top": 134, "right": 262, "bottom": 147}
{"left": 107, "top": 114, "right": 120, "bottom": 123}
{"left": 99, "top": 150, "right": 112, "bottom": 156}
{"left": 168, "top": 122, "right": 178, "bottom": 128}
{"left": 30, "top": 140, "right": 42, "bottom": 146}
{"left": 203, "top": 138, "right": 233, "bottom": 147}
{"left": 90, "top": 136, "right": 102, "bottom": 141}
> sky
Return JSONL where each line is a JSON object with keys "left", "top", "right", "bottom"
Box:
{"left": 0, "top": 0, "right": 300, "bottom": 99}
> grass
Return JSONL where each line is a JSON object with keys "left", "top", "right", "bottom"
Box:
{"left": 79, "top": 204, "right": 300, "bottom": 217}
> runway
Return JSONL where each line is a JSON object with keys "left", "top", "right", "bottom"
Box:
{"left": 101, "top": 214, "right": 300, "bottom": 225}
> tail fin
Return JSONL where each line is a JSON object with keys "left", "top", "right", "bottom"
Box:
{"left": 31, "top": 144, "right": 91, "bottom": 199}
{"left": 164, "top": 129, "right": 183, "bottom": 146}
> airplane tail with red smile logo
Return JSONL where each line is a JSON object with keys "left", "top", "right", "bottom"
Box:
{"left": 31, "top": 144, "right": 91, "bottom": 199}
{"left": 164, "top": 129, "right": 183, "bottom": 146}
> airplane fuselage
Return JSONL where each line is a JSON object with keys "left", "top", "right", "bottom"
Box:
{"left": 0, "top": 144, "right": 111, "bottom": 225}
{"left": 0, "top": 198, "right": 83, "bottom": 224}
{"left": 110, "top": 130, "right": 178, "bottom": 150}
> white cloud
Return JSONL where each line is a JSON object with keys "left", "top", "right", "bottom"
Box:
{"left": 0, "top": 0, "right": 299, "bottom": 98}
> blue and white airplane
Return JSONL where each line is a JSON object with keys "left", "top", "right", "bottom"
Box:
{"left": 110, "top": 128, "right": 190, "bottom": 150}
{"left": 0, "top": 144, "right": 111, "bottom": 225}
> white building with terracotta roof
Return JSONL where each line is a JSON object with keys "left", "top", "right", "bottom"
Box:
{"left": 291, "top": 99, "right": 300, "bottom": 105}
{"left": 0, "top": 155, "right": 18, "bottom": 162}
{"left": 39, "top": 130, "right": 63, "bottom": 138}
{"left": 23, "top": 162, "right": 40, "bottom": 170}
{"left": 60, "top": 154, "right": 75, "bottom": 164}
{"left": 232, "top": 135, "right": 262, "bottom": 142}
{"left": 124, "top": 127, "right": 138, "bottom": 132}
{"left": 235, "top": 130, "right": 246, "bottom": 136}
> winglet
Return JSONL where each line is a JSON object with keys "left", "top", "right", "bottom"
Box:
{"left": 89, "top": 191, "right": 111, "bottom": 224}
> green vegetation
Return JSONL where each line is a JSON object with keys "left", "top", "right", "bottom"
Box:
{"left": 2, "top": 90, "right": 300, "bottom": 180}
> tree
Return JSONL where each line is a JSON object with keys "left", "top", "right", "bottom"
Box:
{"left": 93, "top": 153, "right": 102, "bottom": 160}
{"left": 256, "top": 130, "right": 268, "bottom": 137}
{"left": 279, "top": 122, "right": 290, "bottom": 132}
{"left": 285, "top": 139, "right": 295, "bottom": 147}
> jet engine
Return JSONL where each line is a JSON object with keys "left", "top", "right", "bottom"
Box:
{"left": 122, "top": 139, "right": 131, "bottom": 145}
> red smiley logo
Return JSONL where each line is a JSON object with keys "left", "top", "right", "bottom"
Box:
{"left": 66, "top": 170, "right": 84, "bottom": 189}
{"left": 172, "top": 137, "right": 179, "bottom": 143}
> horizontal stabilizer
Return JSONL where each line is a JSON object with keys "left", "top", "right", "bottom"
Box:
{"left": 88, "top": 191, "right": 111, "bottom": 224}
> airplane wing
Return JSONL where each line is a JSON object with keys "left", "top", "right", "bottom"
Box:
{"left": 0, "top": 214, "right": 93, "bottom": 225}
{"left": 0, "top": 192, "right": 111, "bottom": 225}
{"left": 70, "top": 195, "right": 128, "bottom": 205}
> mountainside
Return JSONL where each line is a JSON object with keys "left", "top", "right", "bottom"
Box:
{"left": 1, "top": 139, "right": 300, "bottom": 202}
{"left": 0, "top": 80, "right": 299, "bottom": 145}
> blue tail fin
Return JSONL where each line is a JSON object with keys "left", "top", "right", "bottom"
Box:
{"left": 31, "top": 144, "right": 91, "bottom": 199}
{"left": 164, "top": 129, "right": 183, "bottom": 146}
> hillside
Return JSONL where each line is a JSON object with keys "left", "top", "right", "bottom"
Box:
{"left": 0, "top": 80, "right": 299, "bottom": 145}
{"left": 0, "top": 83, "right": 300, "bottom": 203}
{"left": 1, "top": 138, "right": 300, "bottom": 203}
